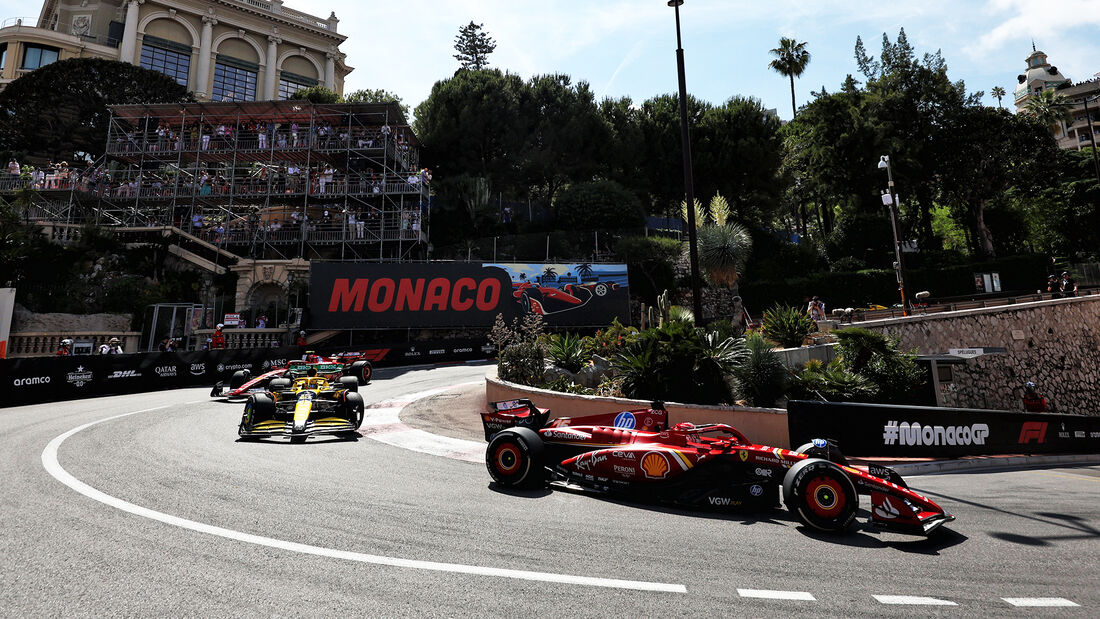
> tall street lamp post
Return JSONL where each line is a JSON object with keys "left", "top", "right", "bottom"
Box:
{"left": 1081, "top": 95, "right": 1100, "bottom": 193}
{"left": 878, "top": 155, "right": 911, "bottom": 316}
{"left": 669, "top": 0, "right": 703, "bottom": 322}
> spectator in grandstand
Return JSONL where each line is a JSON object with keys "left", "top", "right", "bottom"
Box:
{"left": 8, "top": 159, "right": 20, "bottom": 177}
{"left": 159, "top": 337, "right": 172, "bottom": 352}
{"left": 295, "top": 331, "right": 308, "bottom": 347}
{"left": 1060, "top": 272, "right": 1077, "bottom": 297}
{"left": 211, "top": 324, "right": 226, "bottom": 349}
{"left": 257, "top": 314, "right": 268, "bottom": 329}
{"left": 56, "top": 339, "right": 73, "bottom": 356}
{"left": 99, "top": 337, "right": 124, "bottom": 354}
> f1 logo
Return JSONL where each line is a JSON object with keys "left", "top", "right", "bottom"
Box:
{"left": 1018, "top": 421, "right": 1048, "bottom": 444}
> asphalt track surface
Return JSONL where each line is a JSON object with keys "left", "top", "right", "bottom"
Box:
{"left": 3, "top": 361, "right": 1098, "bottom": 617}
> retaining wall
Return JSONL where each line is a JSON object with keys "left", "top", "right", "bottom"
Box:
{"left": 485, "top": 371, "right": 791, "bottom": 448}
{"left": 859, "top": 295, "right": 1100, "bottom": 415}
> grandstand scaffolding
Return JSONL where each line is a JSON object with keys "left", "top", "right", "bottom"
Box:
{"left": 2, "top": 100, "right": 429, "bottom": 262}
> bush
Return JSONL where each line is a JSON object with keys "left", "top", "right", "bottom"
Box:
{"left": 498, "top": 342, "right": 545, "bottom": 386}
{"left": 731, "top": 333, "right": 787, "bottom": 407}
{"left": 612, "top": 321, "right": 740, "bottom": 405}
{"left": 761, "top": 304, "right": 815, "bottom": 348}
{"left": 832, "top": 327, "right": 926, "bottom": 404}
{"left": 788, "top": 359, "right": 874, "bottom": 401}
{"left": 547, "top": 332, "right": 586, "bottom": 372}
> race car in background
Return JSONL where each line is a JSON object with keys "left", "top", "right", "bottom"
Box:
{"left": 481, "top": 399, "right": 955, "bottom": 536}
{"left": 238, "top": 372, "right": 364, "bottom": 443}
{"left": 512, "top": 281, "right": 619, "bottom": 316}
{"left": 211, "top": 357, "right": 372, "bottom": 399}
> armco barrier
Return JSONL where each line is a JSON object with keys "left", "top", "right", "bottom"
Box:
{"left": 486, "top": 371, "right": 790, "bottom": 448}
{"left": 788, "top": 400, "right": 1100, "bottom": 457}
{"left": 0, "top": 340, "right": 494, "bottom": 407}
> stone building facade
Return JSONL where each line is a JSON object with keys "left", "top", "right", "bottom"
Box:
{"left": 0, "top": 0, "right": 350, "bottom": 99}
{"left": 860, "top": 296, "right": 1100, "bottom": 415}
{"left": 1013, "top": 46, "right": 1100, "bottom": 151}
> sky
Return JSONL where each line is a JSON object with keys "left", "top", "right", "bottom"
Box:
{"left": 5, "top": 1, "right": 1099, "bottom": 121}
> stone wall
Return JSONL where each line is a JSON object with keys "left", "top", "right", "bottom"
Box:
{"left": 859, "top": 295, "right": 1100, "bottom": 415}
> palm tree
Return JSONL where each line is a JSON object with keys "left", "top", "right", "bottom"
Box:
{"left": 768, "top": 37, "right": 811, "bottom": 119}
{"left": 575, "top": 263, "right": 594, "bottom": 280}
{"left": 541, "top": 266, "right": 558, "bottom": 281}
{"left": 991, "top": 86, "right": 1006, "bottom": 109}
{"left": 1024, "top": 88, "right": 1073, "bottom": 135}
{"left": 696, "top": 221, "right": 752, "bottom": 287}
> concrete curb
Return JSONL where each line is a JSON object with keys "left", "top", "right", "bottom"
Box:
{"left": 891, "top": 453, "right": 1100, "bottom": 476}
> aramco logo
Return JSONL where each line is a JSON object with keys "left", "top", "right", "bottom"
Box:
{"left": 640, "top": 452, "right": 670, "bottom": 479}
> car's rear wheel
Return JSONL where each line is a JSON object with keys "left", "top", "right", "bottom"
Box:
{"left": 229, "top": 369, "right": 251, "bottom": 390}
{"left": 593, "top": 283, "right": 609, "bottom": 296}
{"left": 783, "top": 458, "right": 858, "bottom": 533}
{"left": 348, "top": 360, "right": 373, "bottom": 384}
{"left": 338, "top": 375, "right": 359, "bottom": 392}
{"left": 486, "top": 428, "right": 545, "bottom": 489}
{"left": 268, "top": 378, "right": 292, "bottom": 392}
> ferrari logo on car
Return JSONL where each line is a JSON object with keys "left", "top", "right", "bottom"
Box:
{"left": 641, "top": 452, "right": 670, "bottom": 479}
{"left": 738, "top": 450, "right": 748, "bottom": 462}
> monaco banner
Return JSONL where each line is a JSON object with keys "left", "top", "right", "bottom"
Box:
{"left": 309, "top": 262, "right": 631, "bottom": 329}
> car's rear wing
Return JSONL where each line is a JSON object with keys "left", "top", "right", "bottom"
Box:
{"left": 481, "top": 399, "right": 551, "bottom": 441}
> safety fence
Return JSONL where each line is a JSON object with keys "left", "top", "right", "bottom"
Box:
{"left": 0, "top": 340, "right": 493, "bottom": 407}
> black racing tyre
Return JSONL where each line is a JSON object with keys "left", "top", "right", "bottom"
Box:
{"left": 342, "top": 391, "right": 365, "bottom": 430}
{"left": 783, "top": 458, "right": 858, "bottom": 533}
{"left": 268, "top": 378, "right": 292, "bottom": 392}
{"left": 229, "top": 369, "right": 251, "bottom": 390}
{"left": 519, "top": 292, "right": 532, "bottom": 314}
{"left": 240, "top": 393, "right": 275, "bottom": 435}
{"left": 486, "top": 427, "right": 546, "bottom": 489}
{"left": 349, "top": 360, "right": 373, "bottom": 384}
{"left": 338, "top": 375, "right": 359, "bottom": 393}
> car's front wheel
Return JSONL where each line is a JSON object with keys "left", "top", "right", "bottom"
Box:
{"left": 343, "top": 391, "right": 365, "bottom": 430}
{"left": 783, "top": 458, "right": 858, "bottom": 533}
{"left": 486, "top": 428, "right": 546, "bottom": 489}
{"left": 240, "top": 393, "right": 274, "bottom": 437}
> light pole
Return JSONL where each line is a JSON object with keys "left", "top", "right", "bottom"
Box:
{"left": 1081, "top": 94, "right": 1100, "bottom": 192}
{"left": 877, "top": 155, "right": 911, "bottom": 316}
{"left": 668, "top": 0, "right": 703, "bottom": 322}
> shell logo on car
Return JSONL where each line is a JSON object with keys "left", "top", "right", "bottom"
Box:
{"left": 641, "top": 452, "right": 670, "bottom": 479}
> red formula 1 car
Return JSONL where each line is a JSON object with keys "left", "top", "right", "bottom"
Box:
{"left": 211, "top": 356, "right": 373, "bottom": 400}
{"left": 482, "top": 399, "right": 955, "bottom": 536}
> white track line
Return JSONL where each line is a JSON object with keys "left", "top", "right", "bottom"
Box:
{"left": 874, "top": 595, "right": 957, "bottom": 605}
{"left": 737, "top": 589, "right": 816, "bottom": 601}
{"left": 359, "top": 381, "right": 485, "bottom": 463}
{"left": 42, "top": 406, "right": 686, "bottom": 593}
{"left": 1002, "top": 597, "right": 1079, "bottom": 607}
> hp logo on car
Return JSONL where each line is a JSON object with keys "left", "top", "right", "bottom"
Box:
{"left": 613, "top": 412, "right": 636, "bottom": 429}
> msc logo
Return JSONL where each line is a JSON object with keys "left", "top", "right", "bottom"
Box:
{"left": 1018, "top": 421, "right": 1048, "bottom": 444}
{"left": 641, "top": 452, "right": 671, "bottom": 479}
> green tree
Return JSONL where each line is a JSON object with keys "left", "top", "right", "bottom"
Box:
{"left": 344, "top": 88, "right": 409, "bottom": 117}
{"left": 613, "top": 236, "right": 680, "bottom": 304}
{"left": 552, "top": 180, "right": 644, "bottom": 231}
{"left": 453, "top": 21, "right": 497, "bottom": 70}
{"left": 991, "top": 85, "right": 1006, "bottom": 108}
{"left": 1023, "top": 88, "right": 1072, "bottom": 130}
{"left": 0, "top": 58, "right": 192, "bottom": 161}
{"left": 768, "top": 37, "right": 811, "bottom": 119}
{"left": 289, "top": 85, "right": 341, "bottom": 104}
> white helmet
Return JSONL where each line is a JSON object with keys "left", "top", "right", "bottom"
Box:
{"left": 216, "top": 323, "right": 224, "bottom": 329}
{"left": 299, "top": 331, "right": 306, "bottom": 336}
{"left": 61, "top": 339, "right": 73, "bottom": 346}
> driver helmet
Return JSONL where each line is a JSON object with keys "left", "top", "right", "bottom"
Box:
{"left": 216, "top": 323, "right": 224, "bottom": 330}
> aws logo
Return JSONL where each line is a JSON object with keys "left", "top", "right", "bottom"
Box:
{"left": 641, "top": 452, "right": 670, "bottom": 479}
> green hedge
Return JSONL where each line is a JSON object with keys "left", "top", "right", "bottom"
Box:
{"left": 739, "top": 254, "right": 1049, "bottom": 309}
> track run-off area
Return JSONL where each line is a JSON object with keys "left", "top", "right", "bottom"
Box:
{"left": 3, "top": 361, "right": 1098, "bottom": 616}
